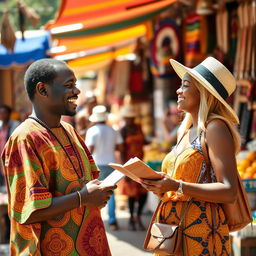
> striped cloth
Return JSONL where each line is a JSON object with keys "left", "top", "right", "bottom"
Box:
{"left": 184, "top": 14, "right": 206, "bottom": 67}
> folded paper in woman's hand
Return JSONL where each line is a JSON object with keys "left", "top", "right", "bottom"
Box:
{"left": 109, "top": 157, "right": 162, "bottom": 183}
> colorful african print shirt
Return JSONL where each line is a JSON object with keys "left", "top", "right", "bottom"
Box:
{"left": 1, "top": 119, "right": 111, "bottom": 256}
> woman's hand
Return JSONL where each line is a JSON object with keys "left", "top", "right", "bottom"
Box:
{"left": 140, "top": 173, "right": 178, "bottom": 195}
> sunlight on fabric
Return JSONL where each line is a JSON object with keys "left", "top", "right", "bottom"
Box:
{"left": 51, "top": 23, "right": 83, "bottom": 34}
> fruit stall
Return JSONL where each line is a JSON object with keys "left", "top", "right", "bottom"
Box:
{"left": 232, "top": 143, "right": 256, "bottom": 256}
{"left": 237, "top": 143, "right": 256, "bottom": 222}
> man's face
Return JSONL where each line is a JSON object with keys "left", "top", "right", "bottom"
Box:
{"left": 46, "top": 64, "right": 80, "bottom": 116}
{"left": 0, "top": 108, "right": 10, "bottom": 122}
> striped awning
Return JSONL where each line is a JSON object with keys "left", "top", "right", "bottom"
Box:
{"left": 46, "top": 0, "right": 177, "bottom": 69}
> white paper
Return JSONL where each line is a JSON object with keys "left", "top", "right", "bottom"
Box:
{"left": 101, "top": 170, "right": 125, "bottom": 186}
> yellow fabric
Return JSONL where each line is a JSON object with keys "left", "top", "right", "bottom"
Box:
{"left": 154, "top": 144, "right": 230, "bottom": 255}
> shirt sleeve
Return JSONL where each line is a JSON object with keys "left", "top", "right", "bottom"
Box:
{"left": 2, "top": 137, "right": 52, "bottom": 224}
{"left": 85, "top": 127, "right": 96, "bottom": 147}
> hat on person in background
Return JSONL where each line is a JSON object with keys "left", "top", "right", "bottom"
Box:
{"left": 169, "top": 56, "right": 239, "bottom": 124}
{"left": 89, "top": 105, "right": 108, "bottom": 122}
{"left": 121, "top": 105, "right": 137, "bottom": 118}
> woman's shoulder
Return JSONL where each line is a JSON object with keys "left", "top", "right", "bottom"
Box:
{"left": 205, "top": 118, "right": 232, "bottom": 143}
{"left": 206, "top": 118, "right": 229, "bottom": 133}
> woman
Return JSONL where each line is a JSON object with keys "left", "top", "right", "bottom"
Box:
{"left": 120, "top": 104, "right": 148, "bottom": 231}
{"left": 141, "top": 57, "right": 240, "bottom": 255}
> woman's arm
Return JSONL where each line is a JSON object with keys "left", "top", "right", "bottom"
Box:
{"left": 141, "top": 119, "right": 238, "bottom": 204}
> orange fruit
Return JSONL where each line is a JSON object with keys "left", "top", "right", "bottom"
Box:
{"left": 243, "top": 173, "right": 252, "bottom": 179}
{"left": 247, "top": 152, "right": 256, "bottom": 162}
{"left": 237, "top": 166, "right": 243, "bottom": 172}
{"left": 252, "top": 161, "right": 256, "bottom": 169}
{"left": 239, "top": 159, "right": 251, "bottom": 169}
{"left": 245, "top": 167, "right": 254, "bottom": 176}
{"left": 238, "top": 171, "right": 244, "bottom": 178}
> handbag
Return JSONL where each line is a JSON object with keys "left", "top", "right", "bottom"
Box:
{"left": 147, "top": 222, "right": 182, "bottom": 255}
{"left": 201, "top": 131, "right": 253, "bottom": 232}
{"left": 144, "top": 199, "right": 193, "bottom": 255}
{"left": 143, "top": 201, "right": 183, "bottom": 255}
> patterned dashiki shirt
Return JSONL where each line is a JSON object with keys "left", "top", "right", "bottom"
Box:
{"left": 1, "top": 119, "right": 111, "bottom": 256}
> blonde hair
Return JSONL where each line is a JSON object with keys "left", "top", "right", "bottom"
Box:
{"left": 178, "top": 77, "right": 241, "bottom": 154}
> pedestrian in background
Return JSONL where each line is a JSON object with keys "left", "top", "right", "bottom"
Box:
{"left": 0, "top": 104, "right": 20, "bottom": 185}
{"left": 120, "top": 104, "right": 148, "bottom": 231}
{"left": 75, "top": 92, "right": 97, "bottom": 139}
{"left": 0, "top": 105, "right": 20, "bottom": 244}
{"left": 85, "top": 105, "right": 123, "bottom": 230}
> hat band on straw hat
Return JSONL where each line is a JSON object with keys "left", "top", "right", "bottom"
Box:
{"left": 194, "top": 64, "right": 229, "bottom": 100}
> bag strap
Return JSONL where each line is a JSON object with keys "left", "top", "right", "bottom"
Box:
{"left": 200, "top": 131, "right": 210, "bottom": 166}
{"left": 143, "top": 200, "right": 162, "bottom": 249}
{"left": 200, "top": 131, "right": 218, "bottom": 235}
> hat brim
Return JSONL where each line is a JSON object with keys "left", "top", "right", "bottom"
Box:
{"left": 89, "top": 115, "right": 108, "bottom": 122}
{"left": 122, "top": 114, "right": 136, "bottom": 118}
{"left": 170, "top": 59, "right": 239, "bottom": 124}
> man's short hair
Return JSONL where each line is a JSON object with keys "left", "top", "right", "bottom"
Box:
{"left": 24, "top": 58, "right": 67, "bottom": 100}
{"left": 0, "top": 104, "right": 12, "bottom": 114}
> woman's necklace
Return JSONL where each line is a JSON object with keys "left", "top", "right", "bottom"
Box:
{"left": 29, "top": 116, "right": 86, "bottom": 185}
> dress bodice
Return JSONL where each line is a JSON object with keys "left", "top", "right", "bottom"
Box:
{"left": 161, "top": 134, "right": 216, "bottom": 202}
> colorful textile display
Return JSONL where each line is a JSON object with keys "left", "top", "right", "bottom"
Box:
{"left": 150, "top": 18, "right": 181, "bottom": 77}
{"left": 184, "top": 14, "right": 206, "bottom": 67}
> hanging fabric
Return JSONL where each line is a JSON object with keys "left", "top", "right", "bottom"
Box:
{"left": 150, "top": 18, "right": 181, "bottom": 77}
{"left": 184, "top": 14, "right": 206, "bottom": 67}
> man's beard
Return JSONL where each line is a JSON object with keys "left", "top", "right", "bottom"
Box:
{"left": 64, "top": 109, "right": 76, "bottom": 116}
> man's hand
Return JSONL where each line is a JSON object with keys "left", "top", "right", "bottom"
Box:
{"left": 80, "top": 179, "right": 117, "bottom": 208}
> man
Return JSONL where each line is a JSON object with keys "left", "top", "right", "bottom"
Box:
{"left": 75, "top": 92, "right": 97, "bottom": 139}
{"left": 1, "top": 59, "right": 115, "bottom": 256}
{"left": 85, "top": 105, "right": 123, "bottom": 230}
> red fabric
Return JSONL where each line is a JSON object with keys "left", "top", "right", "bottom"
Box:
{"left": 130, "top": 71, "right": 143, "bottom": 93}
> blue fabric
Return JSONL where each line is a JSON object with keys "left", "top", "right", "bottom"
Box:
{"left": 0, "top": 30, "right": 51, "bottom": 68}
{"left": 98, "top": 165, "right": 117, "bottom": 224}
{"left": 108, "top": 194, "right": 116, "bottom": 225}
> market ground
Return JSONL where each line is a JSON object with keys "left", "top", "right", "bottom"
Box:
{"left": 0, "top": 205, "right": 152, "bottom": 256}
{"left": 101, "top": 205, "right": 152, "bottom": 256}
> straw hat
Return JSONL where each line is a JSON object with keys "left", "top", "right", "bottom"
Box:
{"left": 121, "top": 105, "right": 137, "bottom": 118}
{"left": 169, "top": 57, "right": 239, "bottom": 124}
{"left": 89, "top": 105, "right": 108, "bottom": 122}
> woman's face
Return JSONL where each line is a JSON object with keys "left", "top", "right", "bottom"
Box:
{"left": 176, "top": 73, "right": 200, "bottom": 114}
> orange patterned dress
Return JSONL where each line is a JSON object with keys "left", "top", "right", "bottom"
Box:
{"left": 154, "top": 135, "right": 230, "bottom": 256}
{"left": 1, "top": 119, "right": 111, "bottom": 256}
